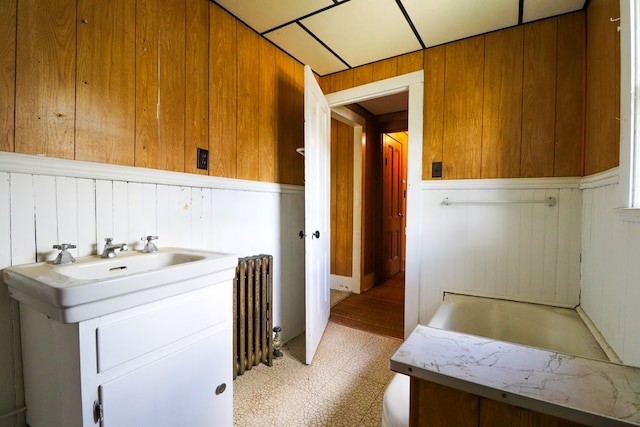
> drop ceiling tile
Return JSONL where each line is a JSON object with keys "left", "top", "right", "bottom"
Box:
{"left": 265, "top": 24, "right": 349, "bottom": 76}
{"left": 214, "top": 0, "right": 333, "bottom": 33}
{"left": 301, "top": 0, "right": 422, "bottom": 68}
{"left": 522, "top": 0, "right": 585, "bottom": 23}
{"left": 403, "top": 0, "right": 519, "bottom": 47}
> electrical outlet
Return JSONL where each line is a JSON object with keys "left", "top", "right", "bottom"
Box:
{"left": 432, "top": 161, "right": 442, "bottom": 178}
{"left": 197, "top": 148, "right": 209, "bottom": 170}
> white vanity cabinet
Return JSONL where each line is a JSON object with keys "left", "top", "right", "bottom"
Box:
{"left": 19, "top": 281, "right": 233, "bottom": 427}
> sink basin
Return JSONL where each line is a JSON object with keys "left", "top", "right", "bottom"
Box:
{"left": 3, "top": 248, "right": 237, "bottom": 323}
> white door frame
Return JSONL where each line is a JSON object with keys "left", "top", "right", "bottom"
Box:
{"left": 325, "top": 70, "right": 424, "bottom": 338}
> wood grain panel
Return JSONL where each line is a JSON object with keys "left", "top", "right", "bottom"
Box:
{"left": 276, "top": 53, "right": 304, "bottom": 185}
{"left": 184, "top": 0, "right": 209, "bottom": 175}
{"left": 332, "top": 119, "right": 354, "bottom": 277}
{"left": 410, "top": 378, "right": 478, "bottom": 427}
{"left": 291, "top": 60, "right": 305, "bottom": 185}
{"left": 330, "top": 120, "right": 338, "bottom": 274}
{"left": 397, "top": 51, "right": 423, "bottom": 75}
{"left": 209, "top": 3, "right": 237, "bottom": 178}
{"left": 423, "top": 45, "right": 445, "bottom": 180}
{"left": 259, "top": 39, "right": 277, "bottom": 182}
{"left": 353, "top": 64, "right": 374, "bottom": 87}
{"left": 236, "top": 24, "right": 260, "bottom": 181}
{"left": 443, "top": 36, "right": 484, "bottom": 179}
{"left": 0, "top": 0, "right": 16, "bottom": 152}
{"left": 521, "top": 19, "right": 557, "bottom": 178}
{"left": 372, "top": 57, "right": 398, "bottom": 82}
{"left": 481, "top": 26, "right": 523, "bottom": 179}
{"left": 585, "top": 0, "right": 620, "bottom": 175}
{"left": 479, "top": 398, "right": 586, "bottom": 427}
{"left": 326, "top": 69, "right": 354, "bottom": 93}
{"left": 15, "top": 0, "right": 76, "bottom": 159}
{"left": 76, "top": 0, "right": 135, "bottom": 166}
{"left": 555, "top": 12, "right": 585, "bottom": 177}
{"left": 135, "top": 0, "right": 186, "bottom": 172}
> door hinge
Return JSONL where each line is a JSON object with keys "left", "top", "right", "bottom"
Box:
{"left": 93, "top": 400, "right": 104, "bottom": 423}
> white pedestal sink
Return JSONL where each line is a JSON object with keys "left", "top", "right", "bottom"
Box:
{"left": 3, "top": 248, "right": 237, "bottom": 426}
{"left": 4, "top": 247, "right": 237, "bottom": 323}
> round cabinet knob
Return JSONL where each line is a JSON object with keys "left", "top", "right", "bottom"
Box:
{"left": 215, "top": 383, "right": 227, "bottom": 395}
{"left": 312, "top": 230, "right": 320, "bottom": 239}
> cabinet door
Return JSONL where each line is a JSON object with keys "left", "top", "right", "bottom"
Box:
{"left": 99, "top": 327, "right": 232, "bottom": 427}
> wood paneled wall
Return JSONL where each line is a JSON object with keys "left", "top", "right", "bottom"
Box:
{"left": 324, "top": 13, "right": 587, "bottom": 180}
{"left": 0, "top": 0, "right": 303, "bottom": 185}
{"left": 330, "top": 119, "right": 354, "bottom": 277}
{"left": 585, "top": 0, "right": 620, "bottom": 175}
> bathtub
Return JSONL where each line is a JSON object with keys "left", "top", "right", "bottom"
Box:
{"left": 427, "top": 293, "right": 610, "bottom": 361}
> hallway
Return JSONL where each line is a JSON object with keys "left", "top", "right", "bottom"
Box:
{"left": 329, "top": 273, "right": 404, "bottom": 339}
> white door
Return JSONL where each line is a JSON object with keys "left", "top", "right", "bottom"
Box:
{"left": 303, "top": 65, "right": 331, "bottom": 364}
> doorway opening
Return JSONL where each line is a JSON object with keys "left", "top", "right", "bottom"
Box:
{"left": 328, "top": 93, "right": 409, "bottom": 340}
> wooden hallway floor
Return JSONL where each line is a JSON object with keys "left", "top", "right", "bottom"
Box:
{"left": 329, "top": 272, "right": 405, "bottom": 339}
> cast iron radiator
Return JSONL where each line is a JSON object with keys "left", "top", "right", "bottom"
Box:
{"left": 233, "top": 254, "right": 273, "bottom": 379}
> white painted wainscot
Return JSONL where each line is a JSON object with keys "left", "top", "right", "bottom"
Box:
{"left": 0, "top": 152, "right": 305, "bottom": 424}
{"left": 417, "top": 177, "right": 582, "bottom": 325}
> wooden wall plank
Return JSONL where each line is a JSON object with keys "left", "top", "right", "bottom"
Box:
{"left": 332, "top": 120, "right": 354, "bottom": 276}
{"left": 585, "top": 0, "right": 620, "bottom": 175}
{"left": 327, "top": 69, "right": 354, "bottom": 93}
{"left": 184, "top": 0, "right": 209, "bottom": 175}
{"left": 209, "top": 3, "right": 237, "bottom": 178}
{"left": 330, "top": 120, "right": 338, "bottom": 274}
{"left": 236, "top": 24, "right": 260, "bottom": 181}
{"left": 353, "top": 64, "right": 374, "bottom": 87}
{"left": 481, "top": 26, "right": 523, "bottom": 179}
{"left": 521, "top": 19, "right": 557, "bottom": 178}
{"left": 443, "top": 36, "right": 484, "bottom": 179}
{"left": 397, "top": 50, "right": 424, "bottom": 75}
{"left": 423, "top": 45, "right": 446, "bottom": 180}
{"left": 276, "top": 54, "right": 304, "bottom": 185}
{"left": 0, "top": 0, "right": 16, "bottom": 152}
{"left": 259, "top": 39, "right": 277, "bottom": 182}
{"left": 555, "top": 12, "right": 585, "bottom": 177}
{"left": 15, "top": 0, "right": 76, "bottom": 159}
{"left": 76, "top": 0, "right": 135, "bottom": 166}
{"left": 372, "top": 57, "right": 398, "bottom": 82}
{"left": 135, "top": 0, "right": 186, "bottom": 172}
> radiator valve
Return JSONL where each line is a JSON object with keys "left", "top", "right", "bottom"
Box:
{"left": 273, "top": 326, "right": 283, "bottom": 359}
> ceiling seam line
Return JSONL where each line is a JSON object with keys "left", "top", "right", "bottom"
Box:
{"left": 518, "top": 0, "right": 525, "bottom": 25}
{"left": 296, "top": 21, "right": 352, "bottom": 69}
{"left": 395, "top": 0, "right": 426, "bottom": 49}
{"left": 261, "top": 0, "right": 353, "bottom": 36}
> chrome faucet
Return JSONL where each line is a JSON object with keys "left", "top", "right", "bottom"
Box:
{"left": 53, "top": 243, "right": 76, "bottom": 265}
{"left": 101, "top": 238, "right": 128, "bottom": 258}
{"left": 141, "top": 235, "right": 159, "bottom": 253}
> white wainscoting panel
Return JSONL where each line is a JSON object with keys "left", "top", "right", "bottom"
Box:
{"left": 581, "top": 179, "right": 640, "bottom": 366}
{"left": 418, "top": 181, "right": 582, "bottom": 325}
{"left": 0, "top": 153, "right": 306, "bottom": 422}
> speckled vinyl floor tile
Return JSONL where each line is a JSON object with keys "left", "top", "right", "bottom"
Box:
{"left": 233, "top": 321, "right": 402, "bottom": 427}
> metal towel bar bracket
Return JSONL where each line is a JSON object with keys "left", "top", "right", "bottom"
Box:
{"left": 442, "top": 197, "right": 557, "bottom": 207}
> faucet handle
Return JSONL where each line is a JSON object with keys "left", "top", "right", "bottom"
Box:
{"left": 141, "top": 235, "right": 159, "bottom": 253}
{"left": 104, "top": 237, "right": 113, "bottom": 245}
{"left": 53, "top": 243, "right": 77, "bottom": 251}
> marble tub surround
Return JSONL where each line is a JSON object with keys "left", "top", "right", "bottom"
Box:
{"left": 390, "top": 326, "right": 640, "bottom": 426}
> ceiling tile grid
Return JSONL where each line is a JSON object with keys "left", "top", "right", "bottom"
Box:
{"left": 211, "top": 0, "right": 587, "bottom": 77}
